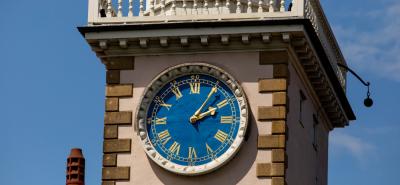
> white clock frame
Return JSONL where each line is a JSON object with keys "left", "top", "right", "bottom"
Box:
{"left": 136, "top": 63, "right": 249, "bottom": 175}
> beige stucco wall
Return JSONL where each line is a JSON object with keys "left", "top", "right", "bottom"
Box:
{"left": 286, "top": 62, "right": 330, "bottom": 185}
{"left": 116, "top": 52, "right": 275, "bottom": 185}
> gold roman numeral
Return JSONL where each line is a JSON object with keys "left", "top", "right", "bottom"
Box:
{"left": 214, "top": 130, "right": 228, "bottom": 143}
{"left": 155, "top": 117, "right": 167, "bottom": 125}
{"left": 171, "top": 86, "right": 183, "bottom": 100}
{"left": 220, "top": 116, "right": 234, "bottom": 124}
{"left": 158, "top": 130, "right": 171, "bottom": 145}
{"left": 217, "top": 99, "right": 228, "bottom": 109}
{"left": 154, "top": 96, "right": 172, "bottom": 110}
{"left": 206, "top": 143, "right": 213, "bottom": 155}
{"left": 169, "top": 141, "right": 181, "bottom": 155}
{"left": 188, "top": 147, "right": 197, "bottom": 160}
{"left": 189, "top": 82, "right": 201, "bottom": 94}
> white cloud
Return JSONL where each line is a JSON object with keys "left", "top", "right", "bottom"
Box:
{"left": 330, "top": 131, "right": 375, "bottom": 163}
{"left": 333, "top": 1, "right": 400, "bottom": 81}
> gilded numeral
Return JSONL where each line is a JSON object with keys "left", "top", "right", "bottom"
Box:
{"left": 158, "top": 130, "right": 171, "bottom": 145}
{"left": 154, "top": 96, "right": 172, "bottom": 110}
{"left": 217, "top": 99, "right": 228, "bottom": 109}
{"left": 206, "top": 143, "right": 213, "bottom": 155}
{"left": 220, "top": 116, "right": 234, "bottom": 124}
{"left": 171, "top": 82, "right": 183, "bottom": 100}
{"left": 169, "top": 141, "right": 181, "bottom": 155}
{"left": 188, "top": 147, "right": 197, "bottom": 160}
{"left": 189, "top": 82, "right": 201, "bottom": 94}
{"left": 214, "top": 130, "right": 228, "bottom": 143}
{"left": 155, "top": 117, "right": 167, "bottom": 125}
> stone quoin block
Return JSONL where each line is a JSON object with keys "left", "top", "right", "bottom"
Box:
{"left": 256, "top": 163, "right": 285, "bottom": 177}
{"left": 104, "top": 112, "right": 132, "bottom": 125}
{"left": 259, "top": 50, "right": 289, "bottom": 65}
{"left": 271, "top": 121, "right": 286, "bottom": 134}
{"left": 272, "top": 149, "right": 285, "bottom": 163}
{"left": 102, "top": 181, "right": 116, "bottom": 185}
{"left": 258, "top": 135, "right": 286, "bottom": 149}
{"left": 103, "top": 154, "right": 117, "bottom": 167}
{"left": 259, "top": 79, "right": 287, "bottom": 93}
{"left": 102, "top": 167, "right": 130, "bottom": 180}
{"left": 106, "top": 70, "right": 120, "bottom": 84}
{"left": 106, "top": 84, "right": 133, "bottom": 97}
{"left": 258, "top": 106, "right": 286, "bottom": 120}
{"left": 104, "top": 57, "right": 134, "bottom": 70}
{"left": 105, "top": 98, "right": 119, "bottom": 112}
{"left": 104, "top": 125, "right": 118, "bottom": 139}
{"left": 273, "top": 64, "right": 289, "bottom": 78}
{"left": 271, "top": 177, "right": 285, "bottom": 185}
{"left": 273, "top": 92, "right": 287, "bottom": 106}
{"left": 103, "top": 139, "right": 131, "bottom": 153}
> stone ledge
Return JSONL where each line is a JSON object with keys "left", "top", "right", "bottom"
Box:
{"left": 260, "top": 51, "right": 289, "bottom": 65}
{"left": 104, "top": 125, "right": 118, "bottom": 139}
{"left": 104, "top": 112, "right": 132, "bottom": 125}
{"left": 258, "top": 135, "right": 285, "bottom": 149}
{"left": 103, "top": 154, "right": 117, "bottom": 167}
{"left": 259, "top": 79, "right": 287, "bottom": 93}
{"left": 104, "top": 139, "right": 131, "bottom": 153}
{"left": 102, "top": 167, "right": 130, "bottom": 180}
{"left": 106, "top": 84, "right": 133, "bottom": 97}
{"left": 105, "top": 98, "right": 119, "bottom": 112}
{"left": 258, "top": 106, "right": 286, "bottom": 121}
{"left": 256, "top": 163, "right": 285, "bottom": 177}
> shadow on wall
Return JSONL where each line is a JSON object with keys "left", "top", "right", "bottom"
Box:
{"left": 149, "top": 110, "right": 258, "bottom": 185}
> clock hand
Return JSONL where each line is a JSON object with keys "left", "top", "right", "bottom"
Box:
{"left": 190, "top": 85, "right": 218, "bottom": 123}
{"left": 193, "top": 107, "right": 217, "bottom": 122}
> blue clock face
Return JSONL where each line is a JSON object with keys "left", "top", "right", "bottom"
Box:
{"left": 146, "top": 74, "right": 241, "bottom": 167}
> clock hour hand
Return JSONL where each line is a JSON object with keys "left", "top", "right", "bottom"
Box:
{"left": 190, "top": 85, "right": 218, "bottom": 123}
{"left": 194, "top": 107, "right": 217, "bottom": 122}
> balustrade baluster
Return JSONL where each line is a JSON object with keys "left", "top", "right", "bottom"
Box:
{"left": 161, "top": 0, "right": 166, "bottom": 15}
{"left": 107, "top": 0, "right": 112, "bottom": 17}
{"left": 269, "top": 0, "right": 274, "bottom": 12}
{"left": 149, "top": 0, "right": 155, "bottom": 16}
{"left": 215, "top": 0, "right": 220, "bottom": 14}
{"left": 128, "top": 0, "right": 133, "bottom": 16}
{"left": 183, "top": 0, "right": 187, "bottom": 15}
{"left": 247, "top": 0, "right": 252, "bottom": 13}
{"left": 204, "top": 0, "right": 209, "bottom": 14}
{"left": 193, "top": 0, "right": 198, "bottom": 15}
{"left": 258, "top": 0, "right": 263, "bottom": 13}
{"left": 280, "top": 0, "right": 285, "bottom": 12}
{"left": 225, "top": 0, "right": 231, "bottom": 14}
{"left": 139, "top": 0, "right": 144, "bottom": 16}
{"left": 236, "top": 0, "right": 241, "bottom": 13}
{"left": 118, "top": 0, "right": 123, "bottom": 17}
{"left": 172, "top": 0, "right": 177, "bottom": 15}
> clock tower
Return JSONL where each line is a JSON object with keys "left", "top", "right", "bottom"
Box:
{"left": 78, "top": 0, "right": 355, "bottom": 184}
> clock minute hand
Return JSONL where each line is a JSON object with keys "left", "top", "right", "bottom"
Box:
{"left": 190, "top": 86, "right": 218, "bottom": 123}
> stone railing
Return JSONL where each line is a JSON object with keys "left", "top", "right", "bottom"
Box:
{"left": 86, "top": 0, "right": 346, "bottom": 88}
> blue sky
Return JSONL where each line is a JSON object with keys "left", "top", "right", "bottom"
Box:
{"left": 0, "top": 0, "right": 399, "bottom": 184}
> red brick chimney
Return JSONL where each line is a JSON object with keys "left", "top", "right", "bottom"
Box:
{"left": 66, "top": 148, "right": 85, "bottom": 185}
